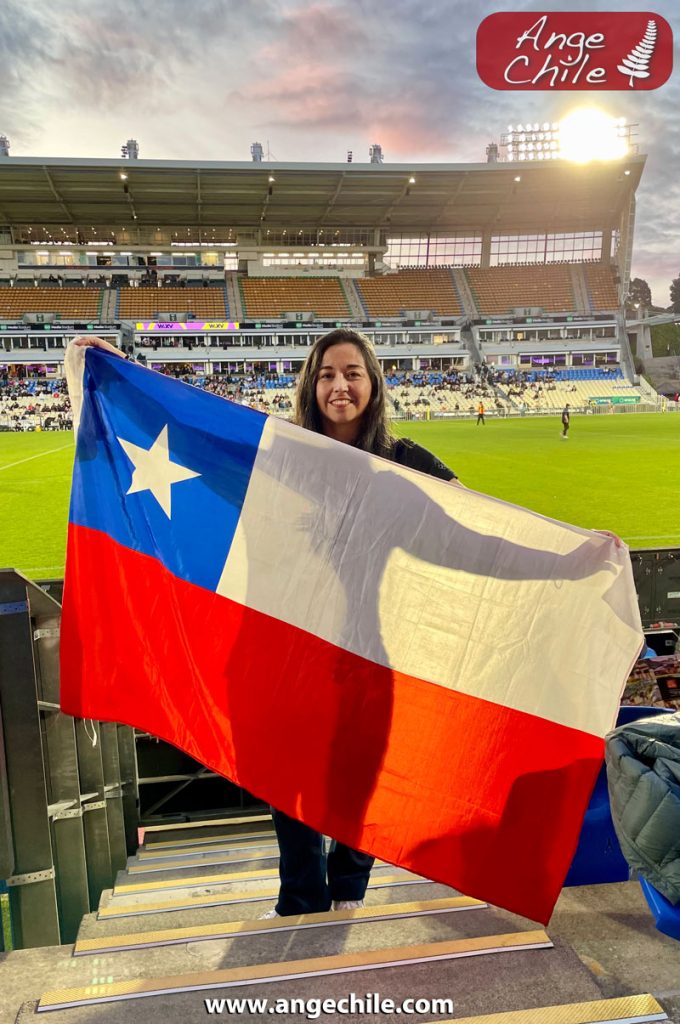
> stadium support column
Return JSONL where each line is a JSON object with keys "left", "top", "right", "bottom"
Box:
{"left": 480, "top": 231, "right": 492, "bottom": 268}
{"left": 616, "top": 192, "right": 636, "bottom": 304}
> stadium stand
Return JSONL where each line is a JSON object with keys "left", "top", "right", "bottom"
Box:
{"left": 584, "top": 264, "right": 620, "bottom": 310}
{"left": 117, "top": 286, "right": 229, "bottom": 319}
{"left": 0, "top": 286, "right": 102, "bottom": 320}
{"left": 240, "top": 277, "right": 349, "bottom": 318}
{"left": 466, "top": 265, "right": 576, "bottom": 315}
{"left": 357, "top": 269, "right": 461, "bottom": 317}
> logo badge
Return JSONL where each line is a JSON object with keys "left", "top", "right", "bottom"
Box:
{"left": 477, "top": 12, "right": 673, "bottom": 90}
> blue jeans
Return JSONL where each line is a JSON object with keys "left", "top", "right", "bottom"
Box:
{"left": 272, "top": 808, "right": 375, "bottom": 915}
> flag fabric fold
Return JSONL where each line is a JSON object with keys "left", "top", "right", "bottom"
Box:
{"left": 60, "top": 345, "right": 643, "bottom": 922}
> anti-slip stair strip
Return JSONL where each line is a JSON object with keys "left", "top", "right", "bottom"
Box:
{"left": 447, "top": 994, "right": 667, "bottom": 1024}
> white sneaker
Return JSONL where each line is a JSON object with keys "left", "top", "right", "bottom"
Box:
{"left": 259, "top": 907, "right": 280, "bottom": 919}
{"left": 332, "top": 899, "right": 365, "bottom": 911}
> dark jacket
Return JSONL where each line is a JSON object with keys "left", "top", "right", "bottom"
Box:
{"left": 606, "top": 713, "right": 680, "bottom": 904}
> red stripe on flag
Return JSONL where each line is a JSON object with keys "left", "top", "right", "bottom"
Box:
{"left": 61, "top": 524, "right": 603, "bottom": 922}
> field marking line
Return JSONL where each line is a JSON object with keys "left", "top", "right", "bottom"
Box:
{"left": 626, "top": 535, "right": 680, "bottom": 542}
{"left": 0, "top": 442, "right": 74, "bottom": 472}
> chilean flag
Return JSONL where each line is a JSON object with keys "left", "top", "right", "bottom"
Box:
{"left": 60, "top": 345, "right": 643, "bottom": 923}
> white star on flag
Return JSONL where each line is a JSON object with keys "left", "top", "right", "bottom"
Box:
{"left": 117, "top": 424, "right": 200, "bottom": 518}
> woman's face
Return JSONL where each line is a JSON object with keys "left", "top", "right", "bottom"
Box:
{"left": 315, "top": 342, "right": 373, "bottom": 440}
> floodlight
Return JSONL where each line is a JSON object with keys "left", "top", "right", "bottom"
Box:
{"left": 557, "top": 108, "right": 629, "bottom": 162}
{"left": 514, "top": 175, "right": 521, "bottom": 182}
{"left": 409, "top": 176, "right": 416, "bottom": 183}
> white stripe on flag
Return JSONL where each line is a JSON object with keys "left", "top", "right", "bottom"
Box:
{"left": 217, "top": 416, "right": 642, "bottom": 738}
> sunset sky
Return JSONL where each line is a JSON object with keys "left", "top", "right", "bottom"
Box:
{"left": 1, "top": 0, "right": 678, "bottom": 303}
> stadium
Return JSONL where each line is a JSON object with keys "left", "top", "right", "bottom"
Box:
{"left": 1, "top": 123, "right": 680, "bottom": 1022}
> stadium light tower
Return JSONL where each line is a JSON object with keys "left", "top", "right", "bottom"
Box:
{"left": 251, "top": 142, "right": 264, "bottom": 162}
{"left": 369, "top": 144, "right": 384, "bottom": 164}
{"left": 500, "top": 110, "right": 636, "bottom": 163}
{"left": 486, "top": 142, "right": 499, "bottom": 163}
{"left": 0, "top": 135, "right": 9, "bottom": 157}
{"left": 121, "top": 139, "right": 139, "bottom": 159}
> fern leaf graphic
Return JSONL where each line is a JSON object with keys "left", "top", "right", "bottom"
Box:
{"left": 617, "top": 20, "right": 657, "bottom": 87}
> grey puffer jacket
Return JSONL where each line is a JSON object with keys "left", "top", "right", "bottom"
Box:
{"left": 605, "top": 713, "right": 680, "bottom": 905}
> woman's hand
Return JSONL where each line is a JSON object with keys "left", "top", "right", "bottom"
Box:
{"left": 593, "top": 529, "right": 624, "bottom": 549}
{"left": 72, "top": 335, "right": 126, "bottom": 358}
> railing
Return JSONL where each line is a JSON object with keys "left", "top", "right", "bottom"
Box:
{"left": 0, "top": 570, "right": 138, "bottom": 950}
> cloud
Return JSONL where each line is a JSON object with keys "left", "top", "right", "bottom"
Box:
{"left": 0, "top": 0, "right": 679, "bottom": 299}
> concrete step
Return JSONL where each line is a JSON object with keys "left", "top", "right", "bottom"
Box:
{"left": 10, "top": 882, "right": 678, "bottom": 1022}
{"left": 141, "top": 814, "right": 271, "bottom": 846}
{"left": 136, "top": 835, "right": 276, "bottom": 861}
{"left": 96, "top": 872, "right": 435, "bottom": 922}
{"left": 75, "top": 897, "right": 487, "bottom": 956}
{"left": 37, "top": 929, "right": 554, "bottom": 1013}
{"left": 126, "top": 845, "right": 280, "bottom": 874}
{"left": 140, "top": 827, "right": 275, "bottom": 851}
{"left": 113, "top": 857, "right": 391, "bottom": 896}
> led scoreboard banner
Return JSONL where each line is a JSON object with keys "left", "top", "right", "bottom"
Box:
{"left": 135, "top": 321, "right": 240, "bottom": 331}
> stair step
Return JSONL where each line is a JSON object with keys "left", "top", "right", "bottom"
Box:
{"left": 142, "top": 813, "right": 271, "bottom": 840}
{"left": 38, "top": 930, "right": 551, "bottom": 1010}
{"left": 99, "top": 871, "right": 428, "bottom": 918}
{"left": 450, "top": 994, "right": 667, "bottom": 1024}
{"left": 114, "top": 860, "right": 388, "bottom": 896}
{"left": 140, "top": 828, "right": 275, "bottom": 851}
{"left": 77, "top": 897, "right": 485, "bottom": 955}
{"left": 136, "top": 838, "right": 278, "bottom": 862}
{"left": 127, "top": 847, "right": 279, "bottom": 874}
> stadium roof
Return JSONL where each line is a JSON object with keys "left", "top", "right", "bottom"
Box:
{"left": 0, "top": 155, "right": 645, "bottom": 237}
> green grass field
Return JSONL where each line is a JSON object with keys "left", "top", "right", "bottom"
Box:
{"left": 1, "top": 413, "right": 679, "bottom": 579}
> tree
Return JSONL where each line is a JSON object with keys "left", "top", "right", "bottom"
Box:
{"left": 670, "top": 275, "right": 680, "bottom": 314}
{"left": 626, "top": 277, "right": 652, "bottom": 310}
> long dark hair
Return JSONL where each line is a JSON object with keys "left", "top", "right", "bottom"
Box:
{"left": 294, "top": 329, "right": 395, "bottom": 455}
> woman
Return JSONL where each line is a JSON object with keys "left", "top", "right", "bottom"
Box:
{"left": 263, "top": 328, "right": 459, "bottom": 918}
{"left": 74, "top": 329, "right": 459, "bottom": 916}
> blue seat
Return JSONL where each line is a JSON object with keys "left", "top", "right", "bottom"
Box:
{"left": 564, "top": 705, "right": 673, "bottom": 888}
{"left": 639, "top": 877, "right": 680, "bottom": 941}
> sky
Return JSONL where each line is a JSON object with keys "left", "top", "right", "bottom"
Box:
{"left": 1, "top": 0, "right": 678, "bottom": 305}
